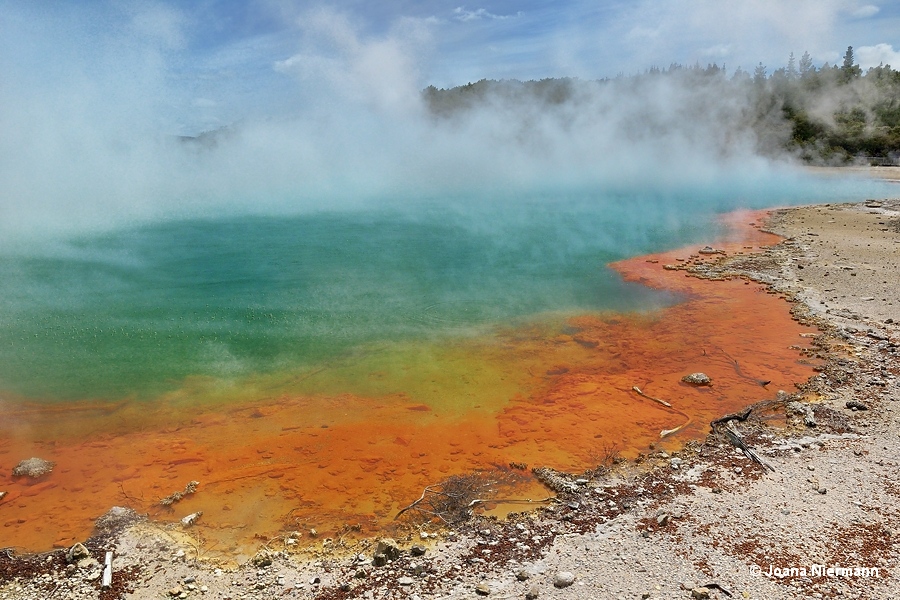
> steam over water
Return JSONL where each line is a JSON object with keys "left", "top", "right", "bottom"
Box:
{"left": 0, "top": 176, "right": 890, "bottom": 402}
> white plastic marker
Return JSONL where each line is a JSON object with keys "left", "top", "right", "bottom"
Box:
{"left": 102, "top": 551, "right": 113, "bottom": 588}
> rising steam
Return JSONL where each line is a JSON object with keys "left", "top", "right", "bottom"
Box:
{"left": 0, "top": 5, "right": 882, "bottom": 241}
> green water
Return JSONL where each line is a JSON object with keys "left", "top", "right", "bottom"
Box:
{"left": 0, "top": 180, "right": 890, "bottom": 401}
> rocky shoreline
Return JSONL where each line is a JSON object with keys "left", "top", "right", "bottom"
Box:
{"left": 3, "top": 185, "right": 900, "bottom": 600}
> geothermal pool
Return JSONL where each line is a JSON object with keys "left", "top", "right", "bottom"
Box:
{"left": 0, "top": 179, "right": 890, "bottom": 558}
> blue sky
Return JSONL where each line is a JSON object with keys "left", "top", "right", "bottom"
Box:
{"left": 3, "top": 0, "right": 900, "bottom": 132}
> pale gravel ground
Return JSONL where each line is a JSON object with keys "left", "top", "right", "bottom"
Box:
{"left": 2, "top": 167, "right": 899, "bottom": 600}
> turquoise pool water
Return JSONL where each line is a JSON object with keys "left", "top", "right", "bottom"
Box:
{"left": 0, "top": 176, "right": 890, "bottom": 401}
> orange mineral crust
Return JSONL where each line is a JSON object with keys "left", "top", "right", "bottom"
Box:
{"left": 0, "top": 210, "right": 818, "bottom": 557}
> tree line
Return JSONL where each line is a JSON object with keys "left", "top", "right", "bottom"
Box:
{"left": 423, "top": 47, "right": 900, "bottom": 165}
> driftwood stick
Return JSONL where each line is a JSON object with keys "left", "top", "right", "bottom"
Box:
{"left": 631, "top": 386, "right": 672, "bottom": 407}
{"left": 714, "top": 420, "right": 775, "bottom": 472}
{"left": 710, "top": 406, "right": 753, "bottom": 427}
{"left": 715, "top": 347, "right": 770, "bottom": 387}
{"left": 395, "top": 485, "right": 440, "bottom": 519}
{"left": 631, "top": 386, "right": 692, "bottom": 438}
{"left": 466, "top": 496, "right": 555, "bottom": 508}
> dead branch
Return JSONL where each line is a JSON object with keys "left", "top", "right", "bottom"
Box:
{"left": 713, "top": 420, "right": 775, "bottom": 473}
{"left": 160, "top": 480, "right": 200, "bottom": 507}
{"left": 715, "top": 347, "right": 770, "bottom": 387}
{"left": 631, "top": 386, "right": 671, "bottom": 407}
{"left": 396, "top": 471, "right": 533, "bottom": 525}
{"left": 710, "top": 406, "right": 753, "bottom": 428}
{"left": 631, "top": 386, "right": 692, "bottom": 438}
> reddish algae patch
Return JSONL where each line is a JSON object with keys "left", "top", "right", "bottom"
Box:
{"left": 0, "top": 210, "right": 818, "bottom": 557}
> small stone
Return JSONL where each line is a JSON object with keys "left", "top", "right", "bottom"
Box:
{"left": 691, "top": 587, "right": 710, "bottom": 600}
{"left": 516, "top": 569, "right": 530, "bottom": 581}
{"left": 846, "top": 400, "right": 868, "bottom": 411}
{"left": 410, "top": 545, "right": 426, "bottom": 557}
{"left": 681, "top": 373, "right": 712, "bottom": 386}
{"left": 525, "top": 585, "right": 540, "bottom": 599}
{"left": 818, "top": 487, "right": 827, "bottom": 494}
{"left": 340, "top": 582, "right": 352, "bottom": 592}
{"left": 95, "top": 506, "right": 142, "bottom": 532}
{"left": 475, "top": 582, "right": 491, "bottom": 595}
{"left": 657, "top": 514, "right": 670, "bottom": 526}
{"left": 374, "top": 539, "right": 401, "bottom": 562}
{"left": 398, "top": 576, "right": 414, "bottom": 586}
{"left": 251, "top": 551, "right": 273, "bottom": 568}
{"left": 66, "top": 543, "right": 90, "bottom": 564}
{"left": 181, "top": 511, "right": 202, "bottom": 527}
{"left": 553, "top": 571, "right": 576, "bottom": 588}
{"left": 167, "top": 587, "right": 184, "bottom": 597}
{"left": 12, "top": 457, "right": 55, "bottom": 478}
{"left": 77, "top": 557, "right": 100, "bottom": 572}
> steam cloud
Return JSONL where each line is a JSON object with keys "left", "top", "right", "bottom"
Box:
{"left": 0, "top": 4, "right": 872, "bottom": 242}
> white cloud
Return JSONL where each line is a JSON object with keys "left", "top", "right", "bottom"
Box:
{"left": 850, "top": 4, "right": 880, "bottom": 18}
{"left": 453, "top": 7, "right": 520, "bottom": 22}
{"left": 273, "top": 9, "right": 429, "bottom": 114}
{"left": 856, "top": 43, "right": 900, "bottom": 68}
{"left": 701, "top": 44, "right": 733, "bottom": 59}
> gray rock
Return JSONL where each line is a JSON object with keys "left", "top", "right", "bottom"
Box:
{"left": 372, "top": 553, "right": 387, "bottom": 567}
{"left": 66, "top": 543, "right": 90, "bottom": 564}
{"left": 553, "top": 571, "right": 576, "bottom": 588}
{"left": 374, "top": 538, "right": 401, "bottom": 562}
{"left": 250, "top": 551, "right": 273, "bottom": 568}
{"left": 516, "top": 569, "right": 530, "bottom": 581}
{"left": 410, "top": 544, "right": 426, "bottom": 557}
{"left": 475, "top": 582, "right": 491, "bottom": 595}
{"left": 691, "top": 587, "right": 710, "bottom": 600}
{"left": 681, "top": 373, "right": 711, "bottom": 386}
{"left": 77, "top": 556, "right": 101, "bottom": 573}
{"left": 12, "top": 457, "right": 54, "bottom": 478}
{"left": 525, "top": 585, "right": 540, "bottom": 599}
{"left": 398, "top": 576, "right": 414, "bottom": 586}
{"left": 95, "top": 506, "right": 143, "bottom": 533}
{"left": 846, "top": 400, "right": 868, "bottom": 411}
{"left": 181, "top": 511, "right": 202, "bottom": 527}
